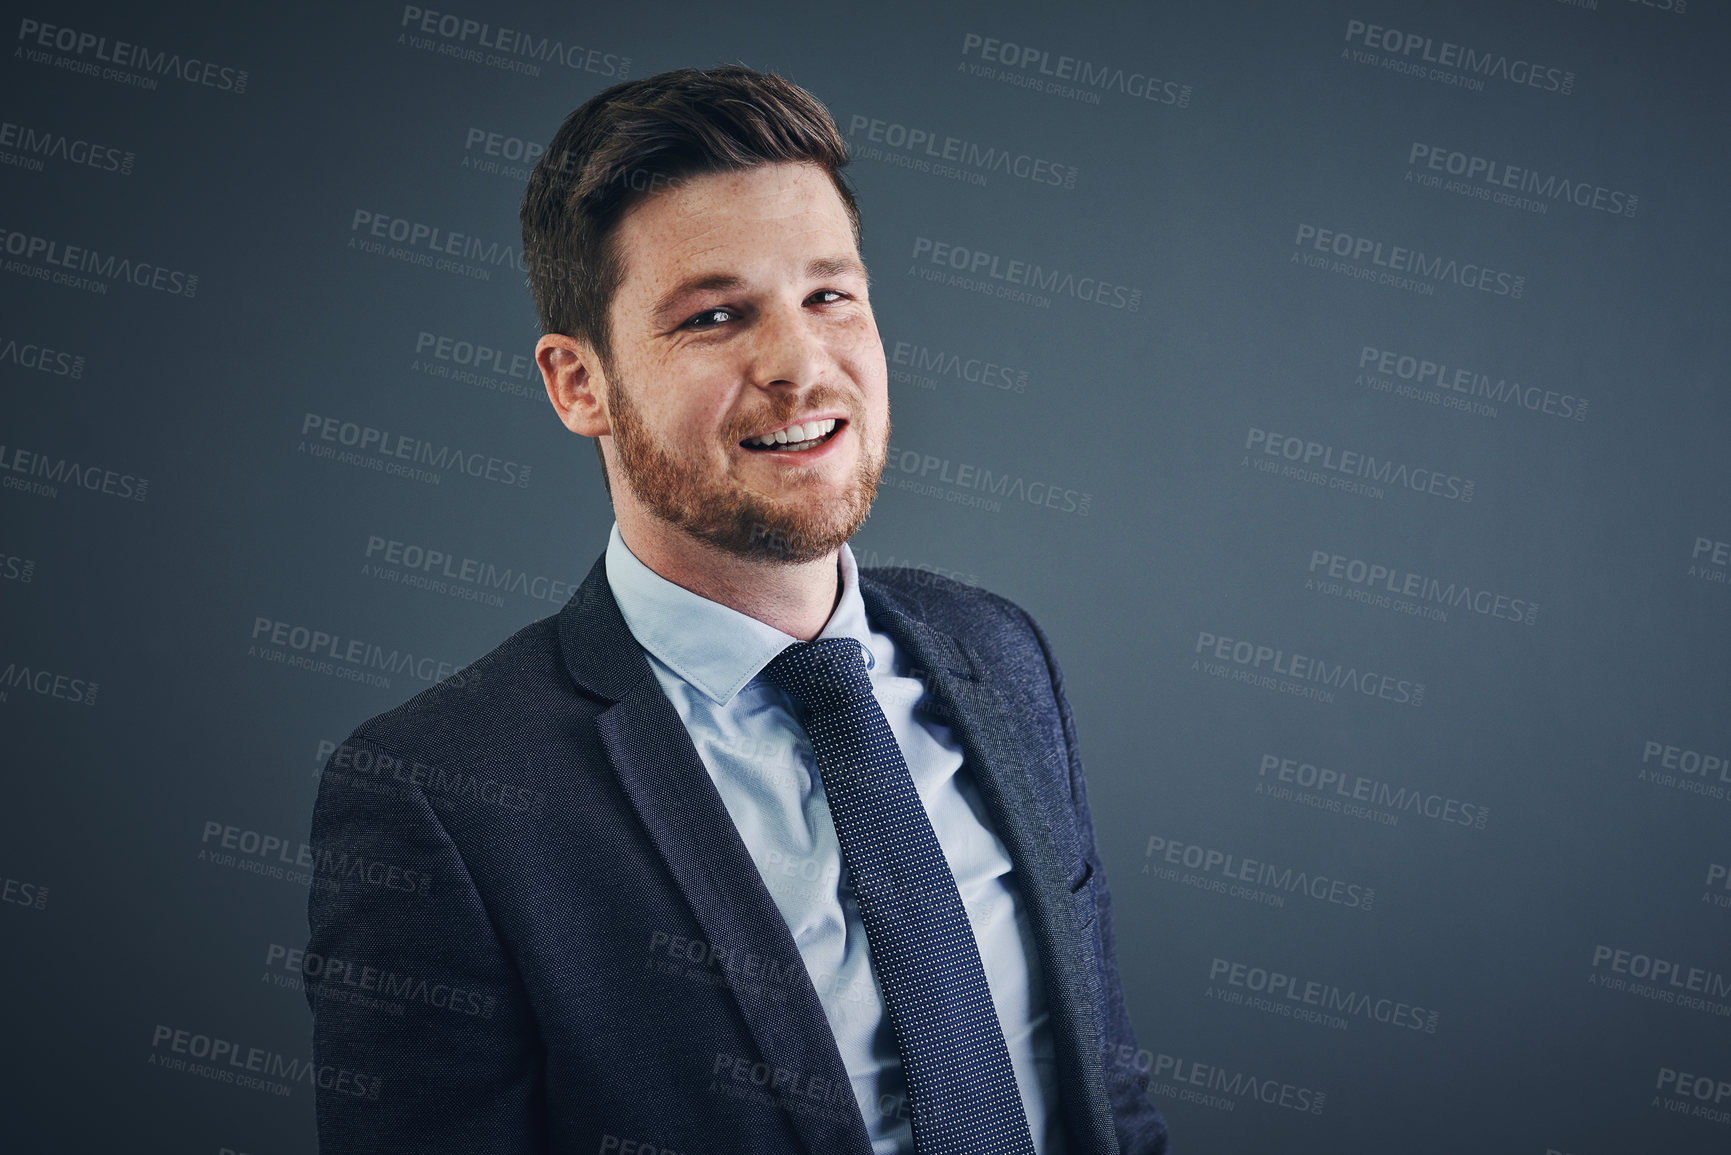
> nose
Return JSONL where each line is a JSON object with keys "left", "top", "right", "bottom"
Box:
{"left": 746, "top": 298, "right": 828, "bottom": 392}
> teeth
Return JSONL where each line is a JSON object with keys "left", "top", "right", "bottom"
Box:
{"left": 749, "top": 418, "right": 836, "bottom": 448}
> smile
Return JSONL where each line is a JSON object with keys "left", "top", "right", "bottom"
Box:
{"left": 741, "top": 417, "right": 841, "bottom": 453}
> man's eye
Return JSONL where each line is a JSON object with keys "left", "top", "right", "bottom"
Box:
{"left": 809, "top": 289, "right": 847, "bottom": 305}
{"left": 685, "top": 308, "right": 735, "bottom": 328}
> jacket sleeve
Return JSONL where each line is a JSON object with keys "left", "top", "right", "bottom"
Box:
{"left": 1016, "top": 606, "right": 1171, "bottom": 1155}
{"left": 304, "top": 736, "right": 547, "bottom": 1153}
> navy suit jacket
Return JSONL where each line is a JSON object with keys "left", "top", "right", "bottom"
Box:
{"left": 304, "top": 553, "right": 1168, "bottom": 1154}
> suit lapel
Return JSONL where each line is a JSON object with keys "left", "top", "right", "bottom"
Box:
{"left": 558, "top": 554, "right": 1118, "bottom": 1152}
{"left": 560, "top": 557, "right": 873, "bottom": 1155}
{"left": 860, "top": 584, "right": 1120, "bottom": 1155}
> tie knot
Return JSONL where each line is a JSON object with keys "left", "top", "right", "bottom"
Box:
{"left": 760, "top": 637, "right": 870, "bottom": 710}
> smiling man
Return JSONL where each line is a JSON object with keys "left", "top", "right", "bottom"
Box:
{"left": 305, "top": 66, "right": 1167, "bottom": 1155}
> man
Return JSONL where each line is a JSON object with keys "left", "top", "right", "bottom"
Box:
{"left": 305, "top": 65, "right": 1167, "bottom": 1154}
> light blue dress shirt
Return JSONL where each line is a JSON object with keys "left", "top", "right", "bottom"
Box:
{"left": 604, "top": 522, "right": 1063, "bottom": 1153}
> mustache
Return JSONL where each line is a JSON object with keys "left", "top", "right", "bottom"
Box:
{"left": 727, "top": 388, "right": 863, "bottom": 439}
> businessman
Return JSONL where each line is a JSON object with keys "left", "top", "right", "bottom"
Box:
{"left": 305, "top": 65, "right": 1168, "bottom": 1154}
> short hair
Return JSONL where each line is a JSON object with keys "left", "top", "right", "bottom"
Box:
{"left": 522, "top": 62, "right": 860, "bottom": 362}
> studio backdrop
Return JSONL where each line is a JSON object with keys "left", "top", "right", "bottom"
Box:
{"left": 2, "top": 1, "right": 1727, "bottom": 1152}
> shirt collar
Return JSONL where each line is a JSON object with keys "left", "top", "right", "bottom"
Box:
{"left": 604, "top": 521, "right": 878, "bottom": 706}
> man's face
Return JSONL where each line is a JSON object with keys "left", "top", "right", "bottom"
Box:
{"left": 598, "top": 162, "right": 889, "bottom": 565}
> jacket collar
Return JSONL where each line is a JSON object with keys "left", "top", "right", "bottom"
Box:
{"left": 602, "top": 522, "right": 887, "bottom": 706}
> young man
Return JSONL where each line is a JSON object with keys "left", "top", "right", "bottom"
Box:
{"left": 305, "top": 66, "right": 1167, "bottom": 1154}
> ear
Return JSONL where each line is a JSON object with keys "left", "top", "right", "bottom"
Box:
{"left": 537, "top": 333, "right": 611, "bottom": 438}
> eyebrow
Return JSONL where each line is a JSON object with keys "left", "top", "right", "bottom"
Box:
{"left": 806, "top": 255, "right": 870, "bottom": 284}
{"left": 649, "top": 256, "right": 871, "bottom": 327}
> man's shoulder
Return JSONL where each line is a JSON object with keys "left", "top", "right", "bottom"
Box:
{"left": 859, "top": 564, "right": 1021, "bottom": 623}
{"left": 341, "top": 611, "right": 584, "bottom": 762}
{"left": 858, "top": 564, "right": 1056, "bottom": 672}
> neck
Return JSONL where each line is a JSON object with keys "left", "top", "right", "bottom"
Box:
{"left": 614, "top": 504, "right": 842, "bottom": 642}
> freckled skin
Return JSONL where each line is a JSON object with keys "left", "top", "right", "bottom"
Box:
{"left": 538, "top": 162, "right": 891, "bottom": 639}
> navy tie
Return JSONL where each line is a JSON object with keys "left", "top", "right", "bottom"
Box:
{"left": 761, "top": 637, "right": 1037, "bottom": 1155}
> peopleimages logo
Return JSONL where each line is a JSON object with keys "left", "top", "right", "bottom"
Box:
{"left": 1703, "top": 863, "right": 1730, "bottom": 911}
{"left": 1106, "top": 1045, "right": 1325, "bottom": 1116}
{"left": 0, "top": 332, "right": 86, "bottom": 379}
{"left": 1258, "top": 752, "right": 1490, "bottom": 830}
{"left": 1245, "top": 427, "right": 1474, "bottom": 504}
{"left": 889, "top": 340, "right": 1028, "bottom": 395}
{"left": 315, "top": 739, "right": 546, "bottom": 818}
{"left": 362, "top": 534, "right": 576, "bottom": 609}
{"left": 1626, "top": 0, "right": 1688, "bottom": 16}
{"left": 413, "top": 330, "right": 534, "bottom": 379}
{"left": 1407, "top": 142, "right": 1637, "bottom": 218}
{"left": 1654, "top": 1066, "right": 1731, "bottom": 1128}
{"left": 15, "top": 17, "right": 250, "bottom": 93}
{"left": 0, "top": 659, "right": 99, "bottom": 706}
{"left": 460, "top": 127, "right": 544, "bottom": 180}
{"left": 269, "top": 943, "right": 499, "bottom": 1019}
{"left": 1691, "top": 536, "right": 1730, "bottom": 588}
{"left": 1294, "top": 224, "right": 1525, "bottom": 298}
{"left": 0, "top": 441, "right": 148, "bottom": 502}
{"left": 0, "top": 226, "right": 198, "bottom": 297}
{"left": 1144, "top": 834, "right": 1376, "bottom": 911}
{"left": 883, "top": 443, "right": 1091, "bottom": 516}
{"left": 1342, "top": 18, "right": 1574, "bottom": 96}
{"left": 298, "top": 412, "right": 532, "bottom": 488}
{"left": 959, "top": 33, "right": 1192, "bottom": 108}
{"left": 1306, "top": 549, "right": 1538, "bottom": 626}
{"left": 909, "top": 236, "right": 1142, "bottom": 311}
{"left": 148, "top": 1024, "right": 380, "bottom": 1100}
{"left": 249, "top": 616, "right": 467, "bottom": 690}
{"left": 1207, "top": 956, "right": 1440, "bottom": 1033}
{"left": 1639, "top": 737, "right": 1730, "bottom": 803}
{"left": 1195, "top": 629, "right": 1425, "bottom": 707}
{"left": 1589, "top": 944, "right": 1731, "bottom": 1017}
{"left": 397, "top": 6, "right": 630, "bottom": 79}
{"left": 0, "top": 550, "right": 35, "bottom": 584}
{"left": 202, "top": 819, "right": 433, "bottom": 897}
{"left": 411, "top": 329, "right": 538, "bottom": 399}
{"left": 850, "top": 544, "right": 978, "bottom": 590}
{"left": 0, "top": 119, "right": 135, "bottom": 176}
{"left": 1143, "top": 1051, "right": 1324, "bottom": 1115}
{"left": 1, "top": 872, "right": 48, "bottom": 910}
{"left": 350, "top": 210, "right": 528, "bottom": 282}
{"left": 1357, "top": 344, "right": 1586, "bottom": 422}
{"left": 846, "top": 113, "right": 1077, "bottom": 189}
{"left": 1694, "top": 538, "right": 1731, "bottom": 566}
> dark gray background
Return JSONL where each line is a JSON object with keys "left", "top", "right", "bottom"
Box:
{"left": 3, "top": 0, "right": 1727, "bottom": 1151}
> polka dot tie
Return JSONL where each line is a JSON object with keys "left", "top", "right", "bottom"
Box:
{"left": 762, "top": 637, "right": 1037, "bottom": 1155}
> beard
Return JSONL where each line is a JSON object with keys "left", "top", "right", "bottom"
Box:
{"left": 606, "top": 369, "right": 887, "bottom": 566}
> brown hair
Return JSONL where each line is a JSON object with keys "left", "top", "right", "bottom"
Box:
{"left": 522, "top": 64, "right": 859, "bottom": 363}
